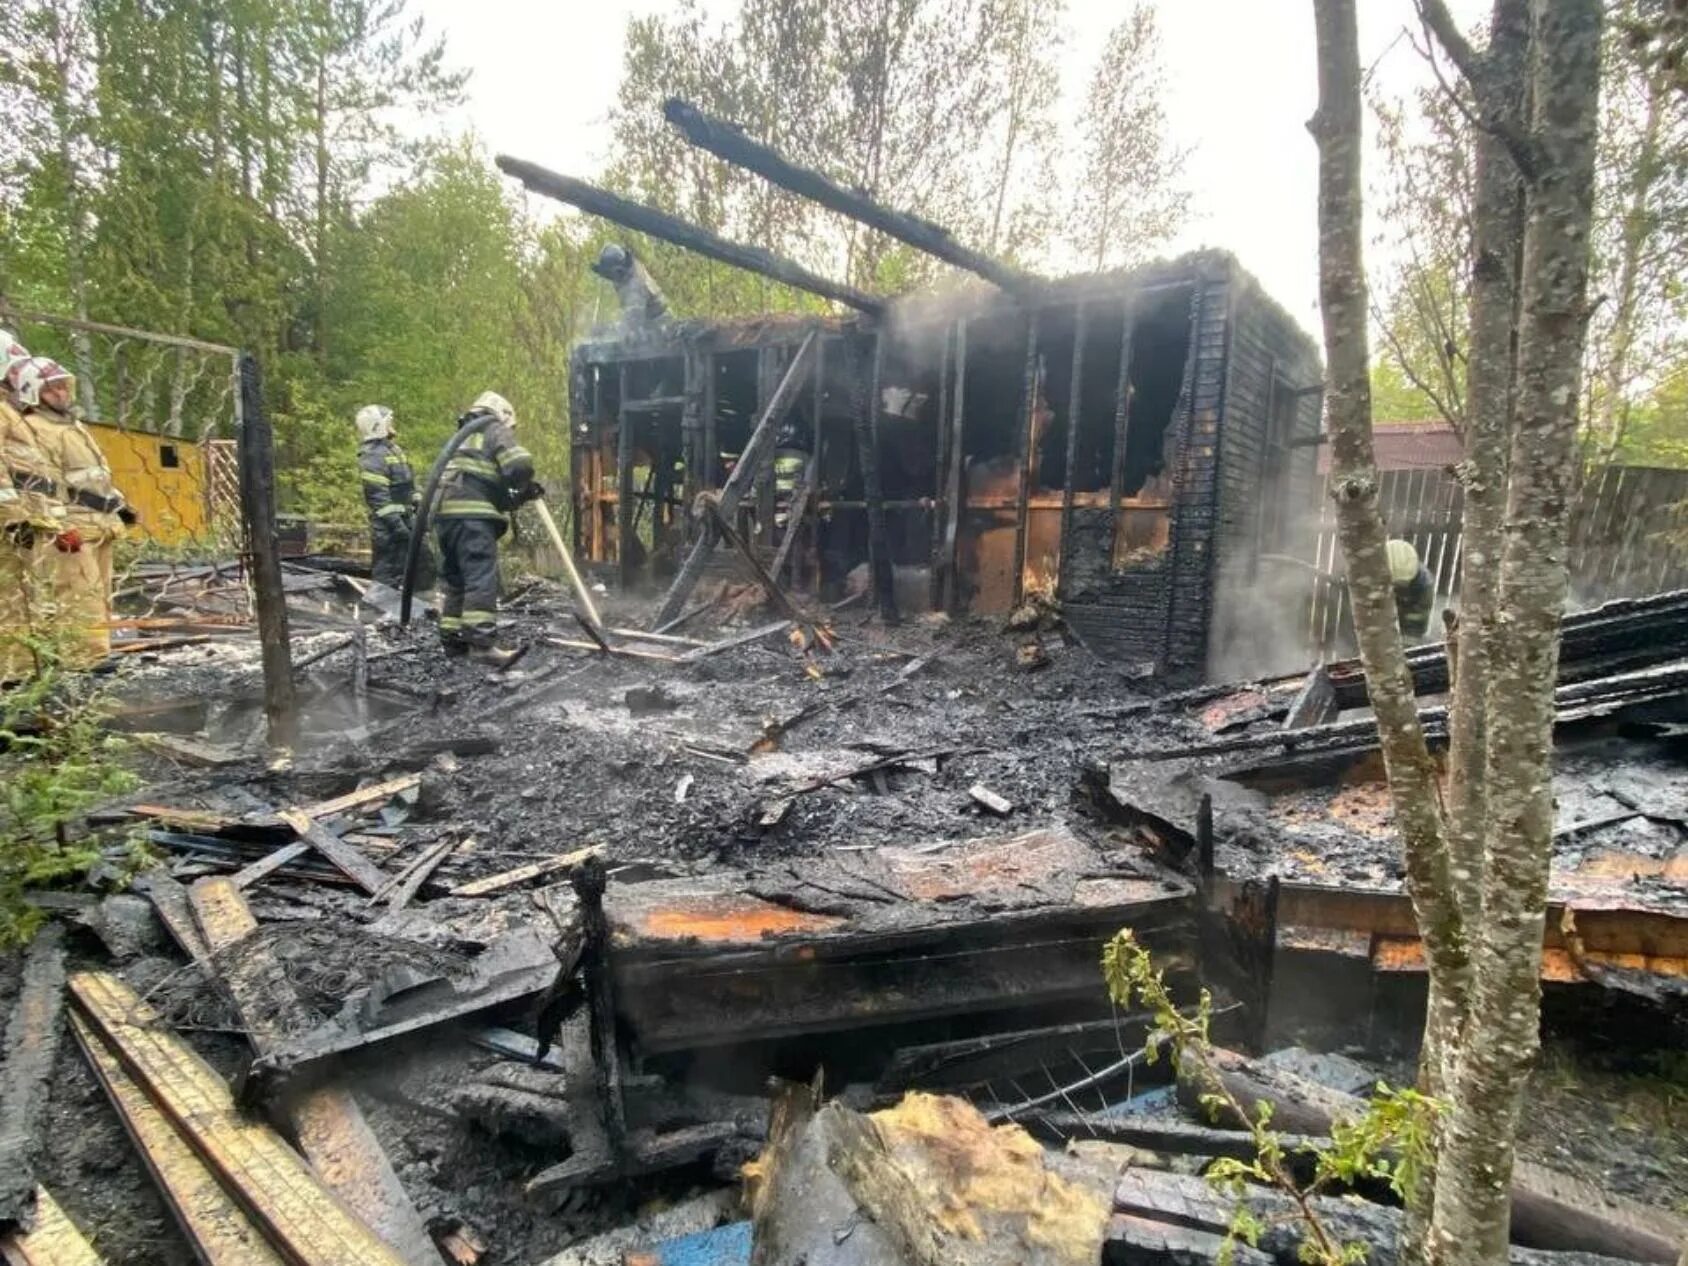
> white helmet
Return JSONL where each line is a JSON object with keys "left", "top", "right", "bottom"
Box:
{"left": 472, "top": 390, "right": 516, "bottom": 429}
{"left": 15, "top": 357, "right": 73, "bottom": 409}
{"left": 355, "top": 404, "right": 395, "bottom": 442}
{"left": 0, "top": 329, "right": 27, "bottom": 389}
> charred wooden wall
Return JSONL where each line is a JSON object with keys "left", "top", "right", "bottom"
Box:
{"left": 1204, "top": 278, "right": 1325, "bottom": 680}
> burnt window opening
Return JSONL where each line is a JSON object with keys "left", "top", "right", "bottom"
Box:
{"left": 712, "top": 349, "right": 760, "bottom": 475}
{"left": 159, "top": 443, "right": 180, "bottom": 469}
{"left": 1119, "top": 285, "right": 1195, "bottom": 500}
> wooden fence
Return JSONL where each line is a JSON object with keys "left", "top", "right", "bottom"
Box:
{"left": 1303, "top": 463, "right": 1688, "bottom": 658}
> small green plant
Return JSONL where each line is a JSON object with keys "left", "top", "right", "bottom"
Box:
{"left": 1102, "top": 928, "right": 1440, "bottom": 1266}
{"left": 0, "top": 629, "right": 143, "bottom": 946}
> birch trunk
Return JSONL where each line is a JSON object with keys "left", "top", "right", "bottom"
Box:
{"left": 1310, "top": 11, "right": 1471, "bottom": 1214}
{"left": 1427, "top": 4, "right": 1603, "bottom": 1264}
{"left": 1407, "top": 3, "right": 1529, "bottom": 1254}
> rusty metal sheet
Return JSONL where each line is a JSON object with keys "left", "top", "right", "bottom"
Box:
{"left": 68, "top": 1012, "right": 283, "bottom": 1265}
{"left": 187, "top": 878, "right": 437, "bottom": 1266}
{"left": 0, "top": 1189, "right": 104, "bottom": 1266}
{"left": 66, "top": 971, "right": 409, "bottom": 1266}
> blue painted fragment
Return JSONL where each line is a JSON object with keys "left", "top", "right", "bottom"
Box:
{"left": 632, "top": 1220, "right": 752, "bottom": 1266}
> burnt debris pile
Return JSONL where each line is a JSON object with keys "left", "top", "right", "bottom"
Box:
{"left": 0, "top": 573, "right": 1684, "bottom": 1265}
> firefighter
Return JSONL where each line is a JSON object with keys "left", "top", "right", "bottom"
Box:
{"left": 355, "top": 403, "right": 425, "bottom": 591}
{"left": 1387, "top": 538, "right": 1435, "bottom": 640}
{"left": 0, "top": 334, "right": 73, "bottom": 680}
{"left": 16, "top": 357, "right": 135, "bottom": 666}
{"left": 433, "top": 390, "right": 538, "bottom": 663}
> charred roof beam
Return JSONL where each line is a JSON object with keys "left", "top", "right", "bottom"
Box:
{"left": 496, "top": 155, "right": 883, "bottom": 316}
{"left": 662, "top": 98, "right": 1041, "bottom": 301}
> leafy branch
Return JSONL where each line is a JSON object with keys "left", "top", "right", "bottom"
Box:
{"left": 1102, "top": 928, "right": 1440, "bottom": 1266}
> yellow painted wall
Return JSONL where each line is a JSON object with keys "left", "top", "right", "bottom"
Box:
{"left": 83, "top": 423, "right": 210, "bottom": 545}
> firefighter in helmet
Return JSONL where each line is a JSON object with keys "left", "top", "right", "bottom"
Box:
{"left": 16, "top": 357, "right": 135, "bottom": 666}
{"left": 433, "top": 391, "right": 537, "bottom": 664}
{"left": 0, "top": 334, "right": 74, "bottom": 679}
{"left": 1387, "top": 538, "right": 1435, "bottom": 640}
{"left": 354, "top": 403, "right": 430, "bottom": 592}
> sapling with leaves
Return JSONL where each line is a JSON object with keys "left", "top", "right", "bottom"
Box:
{"left": 1102, "top": 928, "right": 1439, "bottom": 1266}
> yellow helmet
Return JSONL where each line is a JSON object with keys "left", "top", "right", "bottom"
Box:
{"left": 1386, "top": 539, "right": 1420, "bottom": 584}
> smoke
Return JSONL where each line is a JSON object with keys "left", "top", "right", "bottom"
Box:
{"left": 1205, "top": 501, "right": 1331, "bottom": 682}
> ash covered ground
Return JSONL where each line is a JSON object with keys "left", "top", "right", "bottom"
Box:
{"left": 7, "top": 582, "right": 1685, "bottom": 1263}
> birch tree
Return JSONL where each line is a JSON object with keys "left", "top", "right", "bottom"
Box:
{"left": 1069, "top": 5, "right": 1189, "bottom": 272}
{"left": 1309, "top": 2, "right": 1602, "bottom": 1264}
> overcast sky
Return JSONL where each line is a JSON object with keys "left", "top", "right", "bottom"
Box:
{"left": 415, "top": 0, "right": 1490, "bottom": 333}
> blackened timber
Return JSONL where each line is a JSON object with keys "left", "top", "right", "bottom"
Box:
{"left": 616, "top": 362, "right": 635, "bottom": 587}
{"left": 1010, "top": 312, "right": 1040, "bottom": 608}
{"left": 1108, "top": 297, "right": 1137, "bottom": 516}
{"left": 650, "top": 329, "right": 821, "bottom": 627}
{"left": 680, "top": 349, "right": 703, "bottom": 542}
{"left": 235, "top": 353, "right": 298, "bottom": 748}
{"left": 0, "top": 924, "right": 67, "bottom": 1230}
{"left": 929, "top": 326, "right": 954, "bottom": 609}
{"left": 571, "top": 856, "right": 627, "bottom": 1159}
{"left": 1059, "top": 304, "right": 1087, "bottom": 600}
{"left": 662, "top": 99, "right": 1037, "bottom": 298}
{"left": 496, "top": 157, "right": 882, "bottom": 314}
{"left": 856, "top": 333, "right": 897, "bottom": 622}
{"left": 940, "top": 321, "right": 968, "bottom": 612}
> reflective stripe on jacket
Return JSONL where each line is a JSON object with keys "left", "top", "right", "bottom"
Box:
{"left": 435, "top": 413, "right": 533, "bottom": 523}
{"left": 358, "top": 438, "right": 416, "bottom": 520}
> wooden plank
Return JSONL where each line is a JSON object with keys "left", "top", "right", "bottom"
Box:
{"left": 940, "top": 320, "right": 968, "bottom": 613}
{"left": 1108, "top": 296, "right": 1138, "bottom": 518}
{"left": 651, "top": 329, "right": 821, "bottom": 628}
{"left": 378, "top": 836, "right": 461, "bottom": 911}
{"left": 0, "top": 1188, "right": 106, "bottom": 1266}
{"left": 277, "top": 811, "right": 388, "bottom": 896}
{"left": 137, "top": 872, "right": 212, "bottom": 964}
{"left": 0, "top": 926, "right": 68, "bottom": 1229}
{"left": 68, "top": 1013, "right": 282, "bottom": 1265}
{"left": 231, "top": 841, "right": 312, "bottom": 890}
{"left": 450, "top": 844, "right": 599, "bottom": 898}
{"left": 299, "top": 774, "right": 422, "bottom": 822}
{"left": 617, "top": 362, "right": 635, "bottom": 587}
{"left": 132, "top": 732, "right": 244, "bottom": 768}
{"left": 185, "top": 880, "right": 437, "bottom": 1265}
{"left": 66, "top": 971, "right": 411, "bottom": 1266}
{"left": 855, "top": 332, "right": 897, "bottom": 622}
{"left": 1010, "top": 311, "right": 1041, "bottom": 610}
{"left": 1058, "top": 304, "right": 1087, "bottom": 600}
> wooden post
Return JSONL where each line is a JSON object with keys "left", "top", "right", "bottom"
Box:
{"left": 1109, "top": 296, "right": 1138, "bottom": 516}
{"left": 940, "top": 320, "right": 968, "bottom": 613}
{"left": 235, "top": 352, "right": 297, "bottom": 749}
{"left": 701, "top": 347, "right": 718, "bottom": 497}
{"left": 571, "top": 856, "right": 626, "bottom": 1158}
{"left": 855, "top": 331, "right": 898, "bottom": 623}
{"left": 1059, "top": 304, "right": 1088, "bottom": 600}
{"left": 1010, "top": 311, "right": 1041, "bottom": 608}
{"left": 679, "top": 347, "right": 703, "bottom": 544}
{"left": 617, "top": 362, "right": 635, "bottom": 588}
{"left": 771, "top": 337, "right": 825, "bottom": 585}
{"left": 650, "top": 328, "right": 821, "bottom": 628}
{"left": 755, "top": 347, "right": 780, "bottom": 549}
{"left": 928, "top": 324, "right": 953, "bottom": 609}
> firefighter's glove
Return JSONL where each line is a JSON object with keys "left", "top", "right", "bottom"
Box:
{"left": 54, "top": 529, "right": 83, "bottom": 554}
{"left": 118, "top": 504, "right": 139, "bottom": 526}
{"left": 3, "top": 522, "right": 35, "bottom": 548}
{"left": 517, "top": 481, "right": 546, "bottom": 506}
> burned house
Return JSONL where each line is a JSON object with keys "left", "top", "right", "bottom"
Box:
{"left": 567, "top": 252, "right": 1321, "bottom": 679}
{"left": 500, "top": 99, "right": 1321, "bottom": 682}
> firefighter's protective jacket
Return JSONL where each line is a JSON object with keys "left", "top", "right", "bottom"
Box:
{"left": 0, "top": 398, "right": 68, "bottom": 528}
{"left": 435, "top": 412, "right": 534, "bottom": 528}
{"left": 358, "top": 437, "right": 417, "bottom": 522}
{"left": 26, "top": 405, "right": 127, "bottom": 539}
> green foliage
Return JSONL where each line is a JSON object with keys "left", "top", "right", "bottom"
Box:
{"left": 0, "top": 634, "right": 141, "bottom": 946}
{"left": 1102, "top": 928, "right": 1442, "bottom": 1266}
